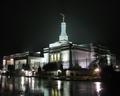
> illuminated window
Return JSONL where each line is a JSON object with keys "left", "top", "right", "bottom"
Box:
{"left": 51, "top": 54, "right": 54, "bottom": 62}
{"left": 54, "top": 54, "right": 57, "bottom": 61}
{"left": 7, "top": 60, "right": 11, "bottom": 65}
{"left": 10, "top": 58, "right": 14, "bottom": 65}
{"left": 50, "top": 53, "right": 61, "bottom": 62}
{"left": 3, "top": 60, "right": 6, "bottom": 66}
{"left": 57, "top": 53, "right": 60, "bottom": 61}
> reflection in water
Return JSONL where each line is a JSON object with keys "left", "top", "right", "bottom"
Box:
{"left": 94, "top": 82, "right": 102, "bottom": 96}
{"left": 63, "top": 81, "right": 70, "bottom": 96}
{"left": 20, "top": 76, "right": 25, "bottom": 91}
{"left": 0, "top": 75, "right": 104, "bottom": 96}
{"left": 57, "top": 80, "right": 61, "bottom": 90}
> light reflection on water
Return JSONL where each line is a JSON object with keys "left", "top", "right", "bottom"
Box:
{"left": 0, "top": 75, "right": 103, "bottom": 96}
{"left": 94, "top": 82, "right": 102, "bottom": 96}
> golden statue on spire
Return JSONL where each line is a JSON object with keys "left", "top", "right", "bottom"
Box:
{"left": 60, "top": 13, "right": 65, "bottom": 22}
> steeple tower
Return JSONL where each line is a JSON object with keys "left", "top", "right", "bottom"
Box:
{"left": 59, "top": 13, "right": 68, "bottom": 41}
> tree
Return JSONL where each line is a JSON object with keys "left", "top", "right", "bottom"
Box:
{"left": 22, "top": 64, "right": 30, "bottom": 70}
{"left": 38, "top": 66, "right": 41, "bottom": 72}
{"left": 43, "top": 62, "right": 63, "bottom": 71}
{"left": 8, "top": 65, "right": 15, "bottom": 71}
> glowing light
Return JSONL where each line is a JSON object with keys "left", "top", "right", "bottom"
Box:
{"left": 21, "top": 76, "right": 25, "bottom": 91}
{"left": 21, "top": 76, "right": 25, "bottom": 85}
{"left": 114, "top": 65, "right": 120, "bottom": 72}
{"left": 57, "top": 80, "right": 62, "bottom": 90}
{"left": 94, "top": 82, "right": 102, "bottom": 95}
{"left": 3, "top": 60, "right": 6, "bottom": 66}
{"left": 2, "top": 70, "right": 6, "bottom": 74}
{"left": 107, "top": 55, "right": 111, "bottom": 65}
{"left": 115, "top": 65, "right": 119, "bottom": 68}
{"left": 29, "top": 71, "right": 32, "bottom": 76}
{"left": 44, "top": 53, "right": 49, "bottom": 63}
{"left": 62, "top": 50, "right": 69, "bottom": 62}
{"left": 50, "top": 53, "right": 61, "bottom": 62}
{"left": 0, "top": 75, "right": 1, "bottom": 79}
{"left": 51, "top": 54, "right": 54, "bottom": 62}
{"left": 28, "top": 77, "right": 31, "bottom": 84}
{"left": 25, "top": 70, "right": 32, "bottom": 76}
{"left": 57, "top": 53, "right": 60, "bottom": 61}
{"left": 66, "top": 70, "right": 70, "bottom": 76}
{"left": 31, "top": 77, "right": 35, "bottom": 90}
{"left": 10, "top": 58, "right": 14, "bottom": 61}
{"left": 21, "top": 69, "right": 24, "bottom": 72}
{"left": 57, "top": 70, "right": 62, "bottom": 76}
{"left": 54, "top": 54, "right": 57, "bottom": 61}
{"left": 94, "top": 68, "right": 100, "bottom": 73}
{"left": 10, "top": 58, "right": 14, "bottom": 64}
{"left": 36, "top": 52, "right": 40, "bottom": 54}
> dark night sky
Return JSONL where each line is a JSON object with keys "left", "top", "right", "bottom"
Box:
{"left": 1, "top": 0, "right": 118, "bottom": 59}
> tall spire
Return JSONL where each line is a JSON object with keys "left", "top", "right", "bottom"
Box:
{"left": 59, "top": 13, "right": 68, "bottom": 41}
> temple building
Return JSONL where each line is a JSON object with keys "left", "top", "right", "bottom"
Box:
{"left": 2, "top": 51, "right": 44, "bottom": 73}
{"left": 2, "top": 15, "right": 116, "bottom": 73}
{"left": 43, "top": 15, "right": 115, "bottom": 70}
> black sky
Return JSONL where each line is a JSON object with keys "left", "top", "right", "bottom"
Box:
{"left": 1, "top": 0, "right": 118, "bottom": 58}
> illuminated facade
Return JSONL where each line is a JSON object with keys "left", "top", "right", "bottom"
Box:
{"left": 43, "top": 17, "right": 94, "bottom": 69}
{"left": 2, "top": 51, "right": 45, "bottom": 71}
{"left": 2, "top": 15, "right": 116, "bottom": 72}
{"left": 43, "top": 16, "right": 116, "bottom": 70}
{"left": 44, "top": 42, "right": 96, "bottom": 69}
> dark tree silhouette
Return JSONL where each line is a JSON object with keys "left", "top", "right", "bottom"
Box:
{"left": 43, "top": 62, "right": 63, "bottom": 71}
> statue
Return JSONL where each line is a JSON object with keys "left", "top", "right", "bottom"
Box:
{"left": 60, "top": 13, "right": 65, "bottom": 22}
